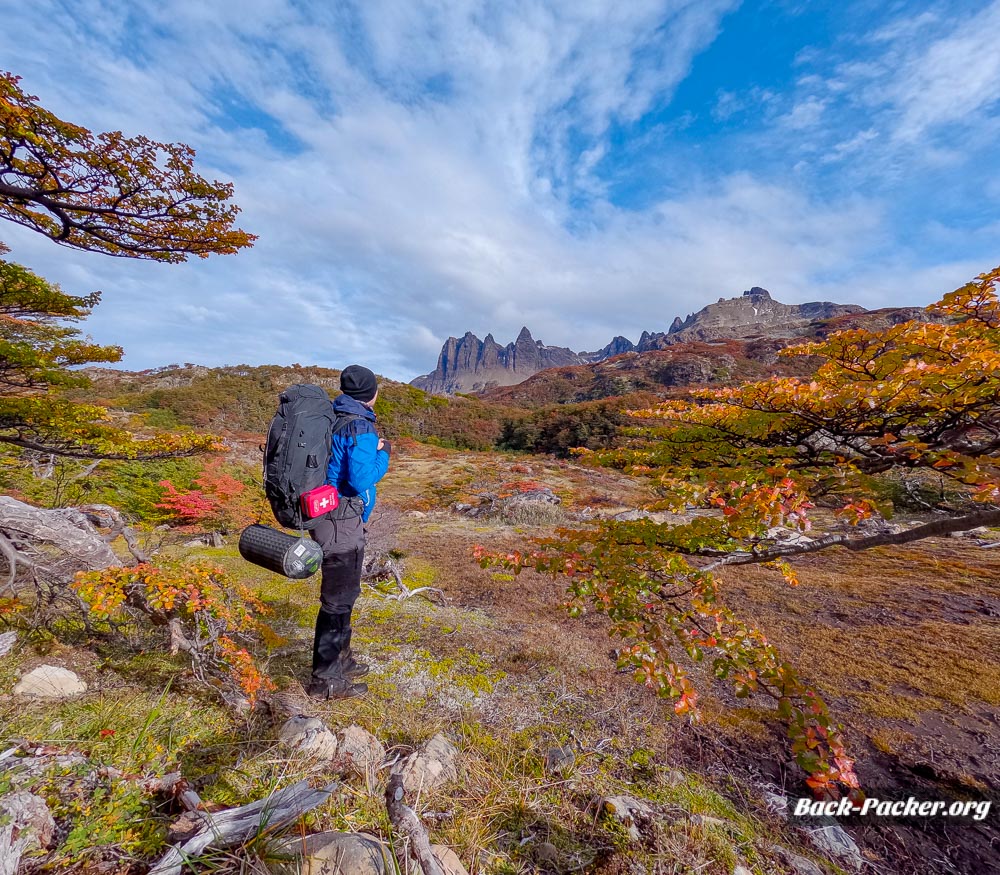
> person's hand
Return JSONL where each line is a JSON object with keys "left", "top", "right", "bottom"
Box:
{"left": 377, "top": 438, "right": 384, "bottom": 450}
{"left": 380, "top": 439, "right": 392, "bottom": 456}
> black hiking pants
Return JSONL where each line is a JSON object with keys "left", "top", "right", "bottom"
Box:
{"left": 309, "top": 512, "right": 366, "bottom": 615}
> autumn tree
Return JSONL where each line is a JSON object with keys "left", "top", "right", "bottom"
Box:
{"left": 483, "top": 266, "right": 1000, "bottom": 796}
{"left": 0, "top": 70, "right": 256, "bottom": 458}
{"left": 0, "top": 73, "right": 254, "bottom": 260}
{"left": 0, "top": 245, "right": 220, "bottom": 458}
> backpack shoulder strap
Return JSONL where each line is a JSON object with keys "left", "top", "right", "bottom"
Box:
{"left": 332, "top": 412, "right": 376, "bottom": 445}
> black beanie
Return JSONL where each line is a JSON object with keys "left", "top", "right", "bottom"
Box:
{"left": 340, "top": 364, "right": 378, "bottom": 402}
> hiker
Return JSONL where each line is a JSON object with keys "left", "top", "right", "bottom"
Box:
{"left": 307, "top": 365, "right": 391, "bottom": 699}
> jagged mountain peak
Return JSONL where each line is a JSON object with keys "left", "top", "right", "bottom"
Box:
{"left": 413, "top": 286, "right": 867, "bottom": 395}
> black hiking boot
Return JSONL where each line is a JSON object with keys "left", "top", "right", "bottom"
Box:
{"left": 308, "top": 610, "right": 368, "bottom": 699}
{"left": 306, "top": 674, "right": 368, "bottom": 700}
{"left": 338, "top": 619, "right": 370, "bottom": 679}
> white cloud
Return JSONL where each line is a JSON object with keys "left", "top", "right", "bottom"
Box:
{"left": 0, "top": 0, "right": 994, "bottom": 384}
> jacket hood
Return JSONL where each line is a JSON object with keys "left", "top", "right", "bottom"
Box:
{"left": 333, "top": 393, "right": 377, "bottom": 421}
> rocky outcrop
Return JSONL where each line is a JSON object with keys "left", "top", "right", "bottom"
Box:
{"left": 412, "top": 327, "right": 585, "bottom": 394}
{"left": 412, "top": 287, "right": 930, "bottom": 395}
{"left": 13, "top": 665, "right": 87, "bottom": 699}
{"left": 637, "top": 287, "right": 865, "bottom": 349}
{"left": 580, "top": 335, "right": 635, "bottom": 362}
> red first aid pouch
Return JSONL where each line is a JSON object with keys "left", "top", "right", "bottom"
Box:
{"left": 300, "top": 484, "right": 340, "bottom": 519}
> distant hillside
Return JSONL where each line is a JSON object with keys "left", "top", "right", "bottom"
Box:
{"left": 477, "top": 338, "right": 814, "bottom": 407}
{"left": 73, "top": 363, "right": 517, "bottom": 451}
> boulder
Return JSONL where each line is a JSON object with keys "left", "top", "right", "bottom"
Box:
{"left": 431, "top": 844, "right": 470, "bottom": 875}
{"left": 394, "top": 733, "right": 460, "bottom": 795}
{"left": 762, "top": 786, "right": 789, "bottom": 819}
{"left": 534, "top": 842, "right": 561, "bottom": 867}
{"left": 0, "top": 631, "right": 16, "bottom": 658}
{"left": 334, "top": 725, "right": 385, "bottom": 779}
{"left": 543, "top": 745, "right": 575, "bottom": 775}
{"left": 0, "top": 791, "right": 55, "bottom": 849}
{"left": 803, "top": 822, "right": 863, "bottom": 871}
{"left": 601, "top": 795, "right": 653, "bottom": 843}
{"left": 771, "top": 845, "right": 825, "bottom": 875}
{"left": 271, "top": 831, "right": 389, "bottom": 875}
{"left": 278, "top": 716, "right": 339, "bottom": 760}
{"left": 13, "top": 665, "right": 86, "bottom": 699}
{"left": 949, "top": 526, "right": 990, "bottom": 539}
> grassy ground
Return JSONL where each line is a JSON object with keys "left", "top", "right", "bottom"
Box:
{"left": 2, "top": 443, "right": 998, "bottom": 873}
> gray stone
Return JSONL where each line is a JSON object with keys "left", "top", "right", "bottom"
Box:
{"left": 0, "top": 790, "right": 56, "bottom": 849}
{"left": 334, "top": 725, "right": 385, "bottom": 779}
{"left": 0, "top": 631, "right": 16, "bottom": 659}
{"left": 430, "top": 844, "right": 470, "bottom": 875}
{"left": 601, "top": 795, "right": 653, "bottom": 843}
{"left": 771, "top": 845, "right": 825, "bottom": 875}
{"left": 689, "top": 813, "right": 729, "bottom": 829}
{"left": 13, "top": 665, "right": 86, "bottom": 698}
{"left": 544, "top": 745, "right": 575, "bottom": 774}
{"left": 394, "top": 733, "right": 460, "bottom": 795}
{"left": 803, "top": 822, "right": 863, "bottom": 871}
{"left": 278, "top": 716, "right": 339, "bottom": 760}
{"left": 733, "top": 866, "right": 753, "bottom": 875}
{"left": 765, "top": 526, "right": 814, "bottom": 545}
{"left": 949, "top": 526, "right": 989, "bottom": 539}
{"left": 762, "top": 786, "right": 789, "bottom": 818}
{"left": 534, "top": 842, "right": 561, "bottom": 866}
{"left": 272, "top": 831, "right": 389, "bottom": 875}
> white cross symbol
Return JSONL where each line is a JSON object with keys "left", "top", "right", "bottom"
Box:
{"left": 319, "top": 497, "right": 331, "bottom": 508}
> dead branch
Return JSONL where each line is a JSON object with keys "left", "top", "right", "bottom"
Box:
{"left": 700, "top": 507, "right": 1000, "bottom": 571}
{"left": 385, "top": 773, "right": 446, "bottom": 875}
{"left": 0, "top": 496, "right": 121, "bottom": 571}
{"left": 148, "top": 779, "right": 338, "bottom": 875}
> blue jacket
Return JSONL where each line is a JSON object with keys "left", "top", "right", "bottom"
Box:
{"left": 326, "top": 395, "right": 390, "bottom": 522}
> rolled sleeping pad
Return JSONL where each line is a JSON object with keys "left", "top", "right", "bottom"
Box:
{"left": 238, "top": 523, "right": 323, "bottom": 579}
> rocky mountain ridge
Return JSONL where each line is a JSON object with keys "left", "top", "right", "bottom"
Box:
{"left": 412, "top": 286, "right": 864, "bottom": 394}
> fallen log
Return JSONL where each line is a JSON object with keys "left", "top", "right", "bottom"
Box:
{"left": 148, "top": 779, "right": 337, "bottom": 875}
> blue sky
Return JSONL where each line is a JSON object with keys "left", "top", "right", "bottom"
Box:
{"left": 1, "top": 0, "right": 998, "bottom": 381}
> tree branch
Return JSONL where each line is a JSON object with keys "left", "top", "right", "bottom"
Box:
{"left": 701, "top": 507, "right": 1000, "bottom": 571}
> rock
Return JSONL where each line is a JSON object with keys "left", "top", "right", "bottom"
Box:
{"left": 544, "top": 745, "right": 575, "bottom": 775}
{"left": 13, "top": 665, "right": 86, "bottom": 698}
{"left": 601, "top": 795, "right": 653, "bottom": 843}
{"left": 182, "top": 532, "right": 224, "bottom": 547}
{"left": 431, "top": 844, "right": 470, "bottom": 875}
{"left": 765, "top": 526, "right": 814, "bottom": 545}
{"left": 949, "top": 526, "right": 989, "bottom": 539}
{"left": 663, "top": 769, "right": 685, "bottom": 786}
{"left": 278, "top": 716, "right": 339, "bottom": 760}
{"left": 394, "top": 733, "right": 460, "bottom": 795}
{"left": 733, "top": 866, "right": 753, "bottom": 875}
{"left": 505, "top": 487, "right": 560, "bottom": 506}
{"left": 0, "top": 790, "right": 56, "bottom": 849}
{"left": 771, "top": 845, "right": 825, "bottom": 875}
{"left": 334, "top": 725, "right": 385, "bottom": 779}
{"left": 803, "top": 822, "right": 863, "bottom": 871}
{"left": 405, "top": 511, "right": 426, "bottom": 518}
{"left": 762, "top": 786, "right": 789, "bottom": 818}
{"left": 0, "top": 631, "right": 16, "bottom": 658}
{"left": 271, "top": 830, "right": 389, "bottom": 875}
{"left": 534, "top": 842, "right": 561, "bottom": 867}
